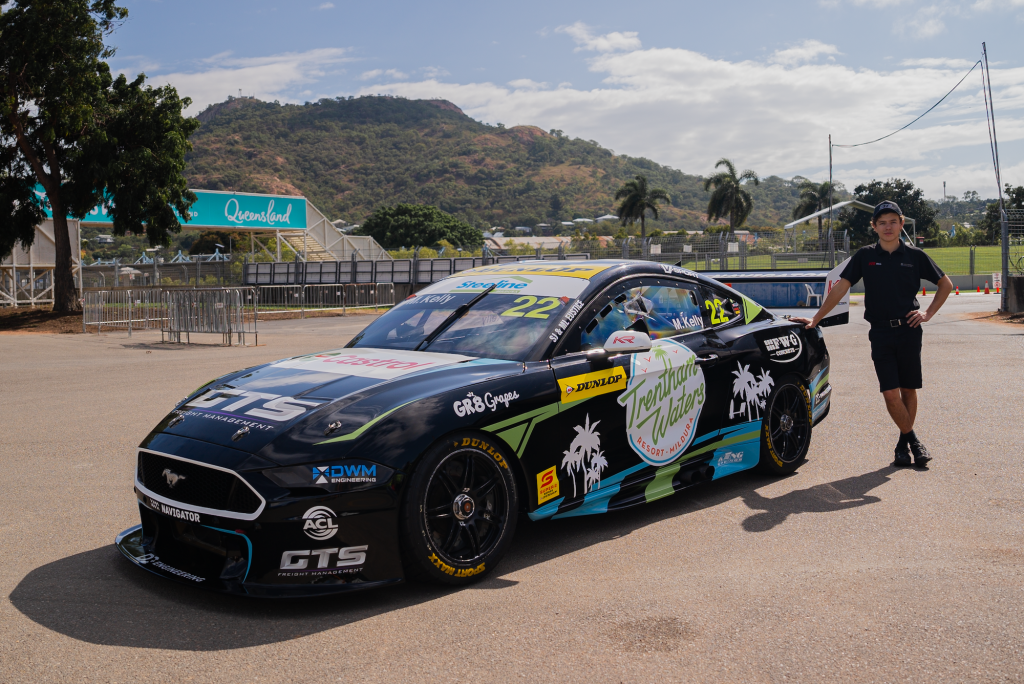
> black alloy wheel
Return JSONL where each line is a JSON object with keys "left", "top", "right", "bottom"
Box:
{"left": 759, "top": 378, "right": 812, "bottom": 475}
{"left": 400, "top": 433, "right": 518, "bottom": 584}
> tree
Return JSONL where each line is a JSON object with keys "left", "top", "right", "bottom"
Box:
{"left": 791, "top": 179, "right": 840, "bottom": 243}
{"left": 979, "top": 184, "right": 1024, "bottom": 244}
{"left": 1, "top": 0, "right": 198, "bottom": 312}
{"left": 614, "top": 174, "right": 670, "bottom": 240}
{"left": 841, "top": 178, "right": 937, "bottom": 247}
{"left": 357, "top": 203, "right": 482, "bottom": 249}
{"left": 703, "top": 158, "right": 759, "bottom": 231}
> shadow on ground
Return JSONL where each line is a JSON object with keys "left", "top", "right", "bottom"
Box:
{"left": 9, "top": 466, "right": 899, "bottom": 651}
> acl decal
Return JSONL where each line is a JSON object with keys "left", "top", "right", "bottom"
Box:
{"left": 560, "top": 367, "right": 627, "bottom": 404}
{"left": 186, "top": 389, "right": 321, "bottom": 422}
{"left": 537, "top": 466, "right": 560, "bottom": 504}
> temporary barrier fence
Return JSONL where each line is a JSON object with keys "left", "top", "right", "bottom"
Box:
{"left": 82, "top": 288, "right": 168, "bottom": 335}
{"left": 255, "top": 283, "right": 395, "bottom": 318}
{"left": 162, "top": 288, "right": 256, "bottom": 346}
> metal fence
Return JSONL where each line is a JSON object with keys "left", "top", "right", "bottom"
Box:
{"left": 256, "top": 283, "right": 395, "bottom": 318}
{"left": 82, "top": 283, "right": 396, "bottom": 338}
{"left": 244, "top": 254, "right": 592, "bottom": 286}
{"left": 163, "top": 288, "right": 255, "bottom": 346}
{"left": 82, "top": 288, "right": 168, "bottom": 335}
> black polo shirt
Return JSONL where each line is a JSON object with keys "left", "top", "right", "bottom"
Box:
{"left": 840, "top": 240, "right": 945, "bottom": 324}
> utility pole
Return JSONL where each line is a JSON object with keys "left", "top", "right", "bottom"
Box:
{"left": 981, "top": 42, "right": 1008, "bottom": 311}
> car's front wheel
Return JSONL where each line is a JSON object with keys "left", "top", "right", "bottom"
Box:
{"left": 758, "top": 375, "right": 812, "bottom": 475}
{"left": 399, "top": 433, "right": 518, "bottom": 585}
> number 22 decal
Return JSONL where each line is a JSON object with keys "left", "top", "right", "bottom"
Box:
{"left": 501, "top": 296, "right": 561, "bottom": 319}
{"left": 704, "top": 299, "right": 728, "bottom": 325}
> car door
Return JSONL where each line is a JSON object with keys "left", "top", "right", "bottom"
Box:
{"left": 533, "top": 277, "right": 730, "bottom": 515}
{"left": 696, "top": 283, "right": 774, "bottom": 477}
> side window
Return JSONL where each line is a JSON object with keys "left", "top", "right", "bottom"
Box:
{"left": 577, "top": 280, "right": 707, "bottom": 351}
{"left": 580, "top": 285, "right": 645, "bottom": 351}
{"left": 642, "top": 284, "right": 705, "bottom": 339}
{"left": 701, "top": 287, "right": 744, "bottom": 327}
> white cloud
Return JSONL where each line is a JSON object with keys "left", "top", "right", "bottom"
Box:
{"left": 903, "top": 5, "right": 950, "bottom": 38}
{"left": 422, "top": 66, "right": 450, "bottom": 78}
{"left": 360, "top": 43, "right": 1024, "bottom": 197}
{"left": 317, "top": 2, "right": 334, "bottom": 9}
{"left": 971, "top": 0, "right": 1024, "bottom": 9}
{"left": 359, "top": 68, "right": 409, "bottom": 81}
{"left": 507, "top": 78, "right": 549, "bottom": 90}
{"left": 901, "top": 57, "right": 979, "bottom": 68}
{"left": 151, "top": 48, "right": 353, "bottom": 112}
{"left": 556, "top": 21, "right": 641, "bottom": 53}
{"left": 770, "top": 40, "right": 841, "bottom": 66}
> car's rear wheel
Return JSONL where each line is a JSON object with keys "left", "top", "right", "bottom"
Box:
{"left": 400, "top": 433, "right": 518, "bottom": 585}
{"left": 758, "top": 376, "right": 812, "bottom": 475}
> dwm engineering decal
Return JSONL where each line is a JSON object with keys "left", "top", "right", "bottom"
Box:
{"left": 617, "top": 339, "right": 706, "bottom": 466}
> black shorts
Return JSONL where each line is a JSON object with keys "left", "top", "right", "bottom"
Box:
{"left": 868, "top": 325, "right": 923, "bottom": 392}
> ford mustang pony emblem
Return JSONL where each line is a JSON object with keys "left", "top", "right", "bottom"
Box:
{"left": 162, "top": 468, "right": 186, "bottom": 488}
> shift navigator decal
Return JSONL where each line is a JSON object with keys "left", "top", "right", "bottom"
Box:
{"left": 618, "top": 339, "right": 706, "bottom": 467}
{"left": 560, "top": 367, "right": 627, "bottom": 404}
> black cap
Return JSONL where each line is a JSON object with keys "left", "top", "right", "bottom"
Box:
{"left": 872, "top": 201, "right": 902, "bottom": 221}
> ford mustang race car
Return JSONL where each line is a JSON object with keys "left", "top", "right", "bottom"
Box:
{"left": 116, "top": 259, "right": 833, "bottom": 596}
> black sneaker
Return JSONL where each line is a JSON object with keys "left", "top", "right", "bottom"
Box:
{"left": 909, "top": 441, "right": 932, "bottom": 467}
{"left": 893, "top": 444, "right": 913, "bottom": 467}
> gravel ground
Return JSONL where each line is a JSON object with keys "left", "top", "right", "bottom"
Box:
{"left": 1, "top": 293, "right": 1021, "bottom": 683}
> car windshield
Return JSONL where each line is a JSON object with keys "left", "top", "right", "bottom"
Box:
{"left": 349, "top": 292, "right": 575, "bottom": 360}
{"left": 349, "top": 274, "right": 589, "bottom": 360}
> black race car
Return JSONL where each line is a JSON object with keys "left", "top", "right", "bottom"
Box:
{"left": 116, "top": 260, "right": 833, "bottom": 596}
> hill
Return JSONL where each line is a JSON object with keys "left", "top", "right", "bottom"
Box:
{"left": 185, "top": 95, "right": 824, "bottom": 233}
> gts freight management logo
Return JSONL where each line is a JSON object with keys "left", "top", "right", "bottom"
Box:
{"left": 185, "top": 389, "right": 322, "bottom": 422}
{"left": 560, "top": 367, "right": 627, "bottom": 404}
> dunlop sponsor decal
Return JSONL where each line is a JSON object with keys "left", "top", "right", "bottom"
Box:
{"left": 428, "top": 552, "right": 486, "bottom": 578}
{"left": 459, "top": 437, "right": 509, "bottom": 470}
{"left": 537, "top": 466, "right": 560, "bottom": 504}
{"left": 560, "top": 367, "right": 627, "bottom": 404}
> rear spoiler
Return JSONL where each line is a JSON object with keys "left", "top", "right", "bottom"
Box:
{"left": 707, "top": 258, "right": 851, "bottom": 327}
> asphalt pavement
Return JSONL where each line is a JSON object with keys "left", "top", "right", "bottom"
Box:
{"left": 1, "top": 293, "right": 1021, "bottom": 683}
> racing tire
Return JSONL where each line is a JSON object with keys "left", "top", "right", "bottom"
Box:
{"left": 758, "top": 375, "right": 812, "bottom": 475}
{"left": 399, "top": 432, "right": 519, "bottom": 585}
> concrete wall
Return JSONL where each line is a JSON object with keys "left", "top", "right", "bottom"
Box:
{"left": 848, "top": 274, "right": 1003, "bottom": 294}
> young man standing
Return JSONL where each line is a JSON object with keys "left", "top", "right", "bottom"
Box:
{"left": 792, "top": 201, "right": 953, "bottom": 467}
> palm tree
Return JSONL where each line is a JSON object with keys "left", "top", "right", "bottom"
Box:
{"left": 731, "top": 363, "right": 757, "bottom": 420}
{"left": 561, "top": 449, "right": 583, "bottom": 498}
{"left": 615, "top": 175, "right": 670, "bottom": 240}
{"left": 569, "top": 414, "right": 601, "bottom": 463}
{"left": 792, "top": 179, "right": 838, "bottom": 244}
{"left": 703, "top": 158, "right": 759, "bottom": 231}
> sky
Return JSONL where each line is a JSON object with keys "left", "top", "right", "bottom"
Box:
{"left": 106, "top": 0, "right": 1024, "bottom": 199}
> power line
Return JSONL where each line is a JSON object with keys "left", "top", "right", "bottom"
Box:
{"left": 833, "top": 60, "right": 982, "bottom": 149}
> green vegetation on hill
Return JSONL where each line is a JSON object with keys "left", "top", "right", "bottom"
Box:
{"left": 185, "top": 95, "right": 826, "bottom": 232}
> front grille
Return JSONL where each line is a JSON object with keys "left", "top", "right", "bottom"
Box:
{"left": 138, "top": 451, "right": 262, "bottom": 515}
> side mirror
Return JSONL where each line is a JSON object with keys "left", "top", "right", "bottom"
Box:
{"left": 604, "top": 330, "right": 652, "bottom": 354}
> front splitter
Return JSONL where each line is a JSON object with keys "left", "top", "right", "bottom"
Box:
{"left": 114, "top": 525, "right": 402, "bottom": 598}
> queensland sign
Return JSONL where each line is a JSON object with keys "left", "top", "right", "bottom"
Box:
{"left": 34, "top": 186, "right": 307, "bottom": 230}
{"left": 617, "top": 338, "right": 706, "bottom": 467}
